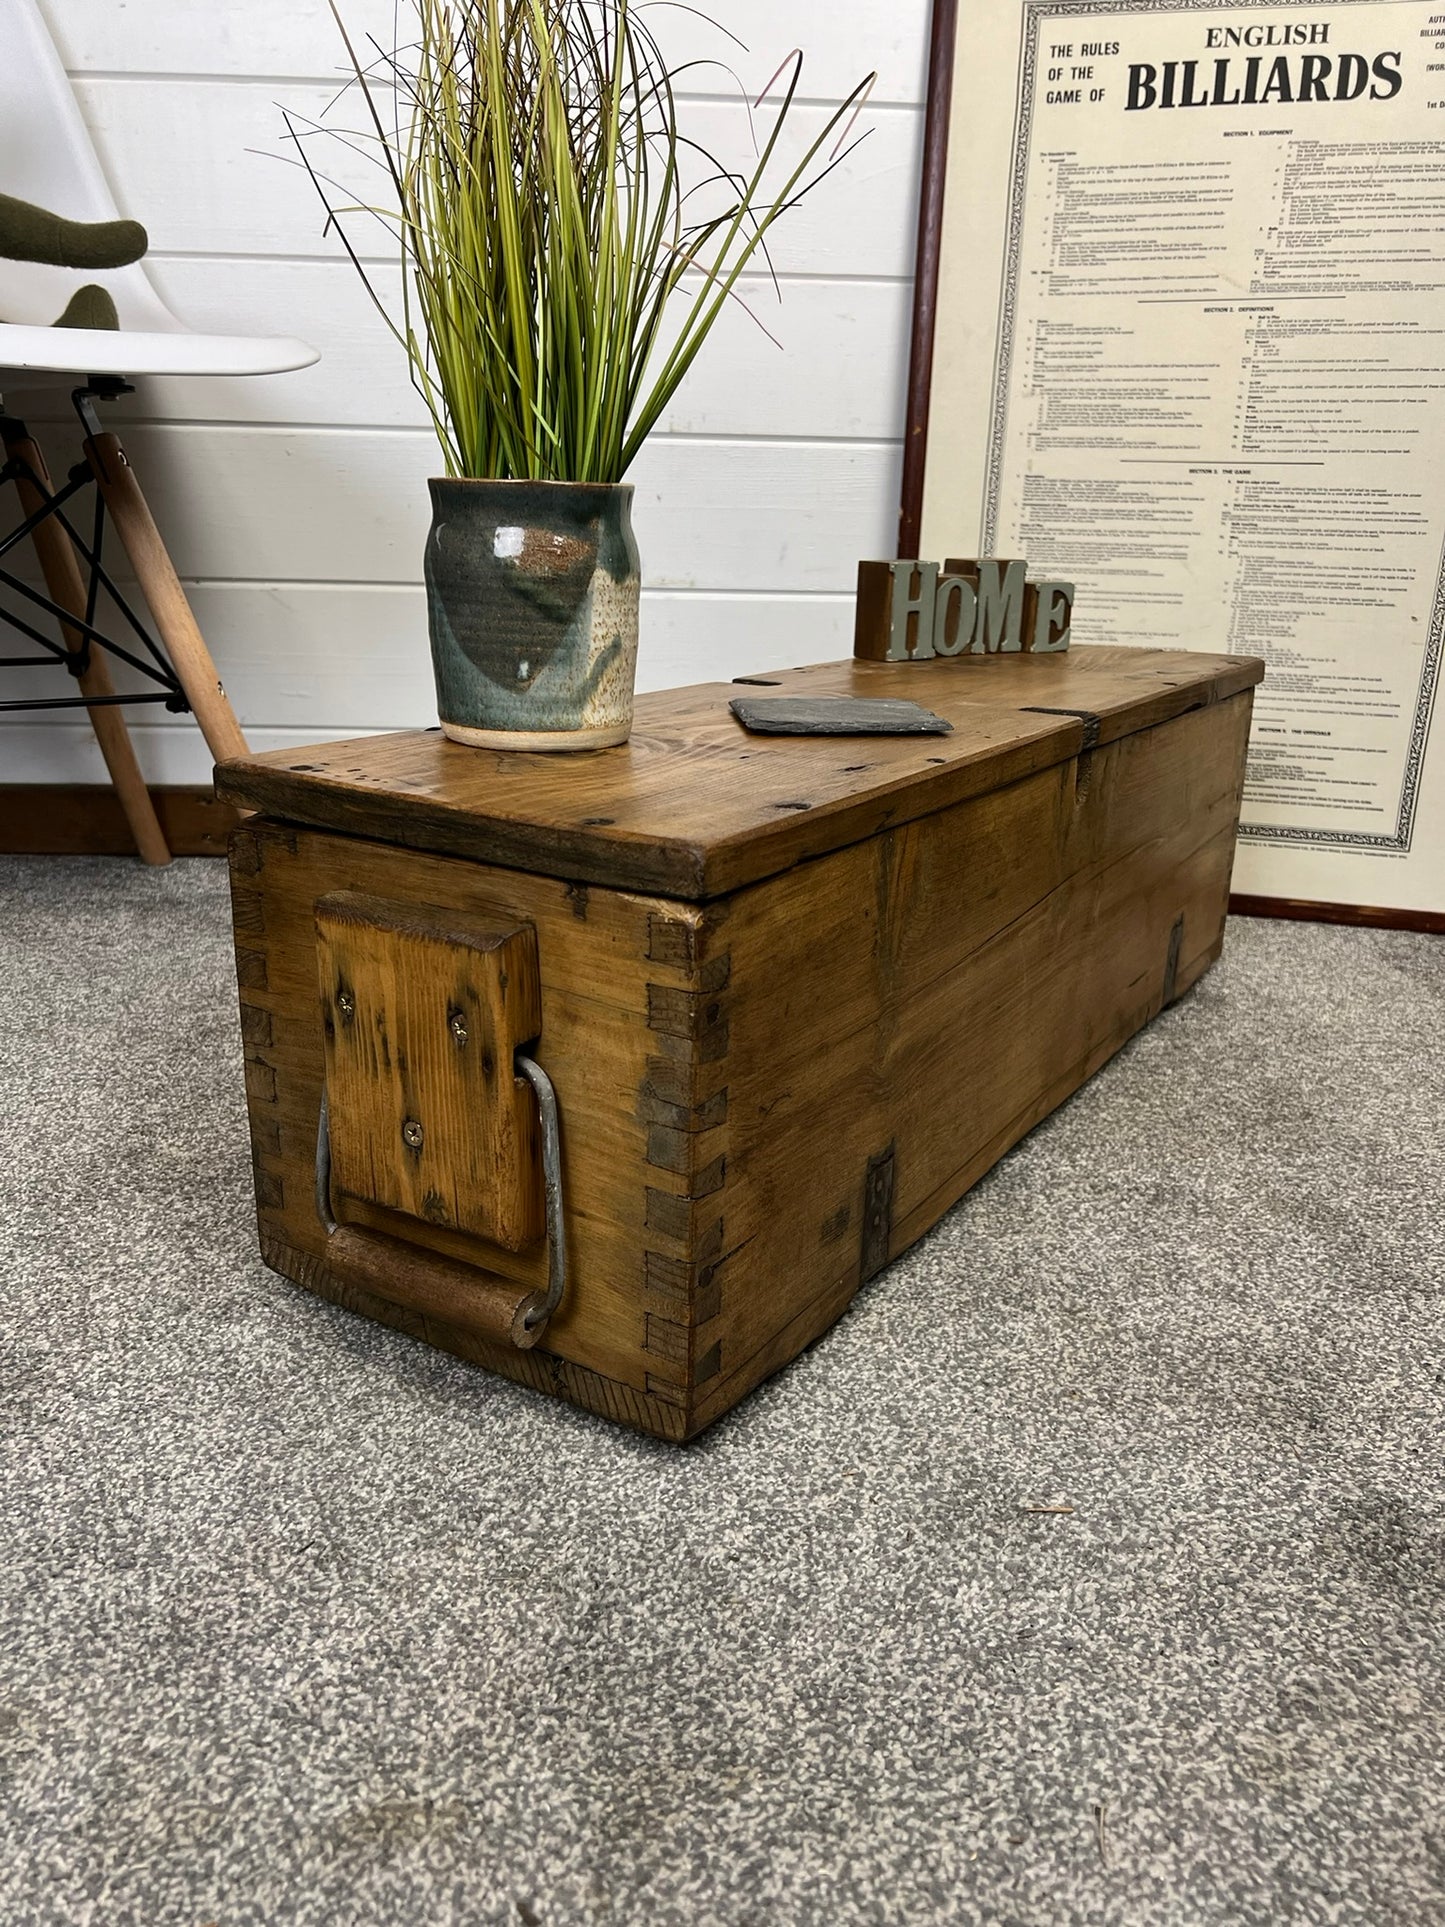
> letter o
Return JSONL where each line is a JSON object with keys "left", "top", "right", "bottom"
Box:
{"left": 933, "top": 575, "right": 978, "bottom": 656}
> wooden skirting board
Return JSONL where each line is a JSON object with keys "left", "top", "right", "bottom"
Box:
{"left": 0, "top": 785, "right": 243, "bottom": 857}
{"left": 1229, "top": 894, "right": 1444, "bottom": 935}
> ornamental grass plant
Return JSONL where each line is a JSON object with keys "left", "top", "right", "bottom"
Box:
{"left": 288, "top": 0, "right": 873, "bottom": 483}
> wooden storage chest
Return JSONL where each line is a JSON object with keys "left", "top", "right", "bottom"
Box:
{"left": 217, "top": 645, "right": 1263, "bottom": 1440}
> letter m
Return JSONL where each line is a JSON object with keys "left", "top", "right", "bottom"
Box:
{"left": 975, "top": 560, "right": 1027, "bottom": 652}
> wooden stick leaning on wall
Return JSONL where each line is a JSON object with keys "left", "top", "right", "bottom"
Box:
{"left": 898, "top": 0, "right": 959, "bottom": 559}
{"left": 0, "top": 417, "right": 170, "bottom": 866}
{"left": 82, "top": 429, "right": 248, "bottom": 767}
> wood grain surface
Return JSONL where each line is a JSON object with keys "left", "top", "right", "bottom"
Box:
{"left": 316, "top": 895, "right": 544, "bottom": 1251}
{"left": 230, "top": 665, "right": 1258, "bottom": 1438}
{"left": 218, "top": 646, "right": 1264, "bottom": 901}
{"left": 686, "top": 690, "right": 1253, "bottom": 1432}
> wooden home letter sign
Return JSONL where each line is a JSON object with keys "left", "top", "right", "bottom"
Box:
{"left": 854, "top": 559, "right": 1075, "bottom": 662}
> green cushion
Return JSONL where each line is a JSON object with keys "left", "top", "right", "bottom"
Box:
{"left": 53, "top": 284, "right": 119, "bottom": 330}
{"left": 0, "top": 191, "right": 146, "bottom": 271}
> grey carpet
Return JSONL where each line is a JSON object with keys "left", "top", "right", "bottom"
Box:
{"left": 0, "top": 855, "right": 1442, "bottom": 1927}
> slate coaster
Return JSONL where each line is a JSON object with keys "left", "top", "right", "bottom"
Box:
{"left": 728, "top": 696, "right": 954, "bottom": 737}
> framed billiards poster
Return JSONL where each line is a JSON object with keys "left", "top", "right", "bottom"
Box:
{"left": 901, "top": 0, "right": 1445, "bottom": 929}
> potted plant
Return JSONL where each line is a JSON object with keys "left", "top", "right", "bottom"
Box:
{"left": 290, "top": 0, "right": 872, "bottom": 751}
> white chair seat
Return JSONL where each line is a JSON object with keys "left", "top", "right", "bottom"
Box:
{"left": 0, "top": 0, "right": 318, "bottom": 392}
{"left": 0, "top": 320, "right": 317, "bottom": 386}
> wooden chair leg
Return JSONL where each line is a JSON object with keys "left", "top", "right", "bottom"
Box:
{"left": 1, "top": 420, "right": 171, "bottom": 867}
{"left": 83, "top": 429, "right": 249, "bottom": 767}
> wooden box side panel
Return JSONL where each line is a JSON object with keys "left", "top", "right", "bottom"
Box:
{"left": 229, "top": 820, "right": 716, "bottom": 1428}
{"left": 688, "top": 690, "right": 1255, "bottom": 1432}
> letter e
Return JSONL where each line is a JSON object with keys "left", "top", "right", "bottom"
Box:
{"left": 1032, "top": 581, "right": 1074, "bottom": 653}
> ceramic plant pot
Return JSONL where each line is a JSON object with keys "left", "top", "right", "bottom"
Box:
{"left": 424, "top": 478, "right": 641, "bottom": 751}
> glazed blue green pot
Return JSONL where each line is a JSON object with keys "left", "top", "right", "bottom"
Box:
{"left": 424, "top": 478, "right": 642, "bottom": 751}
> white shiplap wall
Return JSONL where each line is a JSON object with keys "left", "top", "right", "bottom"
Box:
{"left": 6, "top": 0, "right": 928, "bottom": 782}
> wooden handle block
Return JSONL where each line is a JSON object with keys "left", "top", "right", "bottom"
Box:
{"left": 317, "top": 892, "right": 545, "bottom": 1251}
{"left": 322, "top": 1224, "right": 545, "bottom": 1348}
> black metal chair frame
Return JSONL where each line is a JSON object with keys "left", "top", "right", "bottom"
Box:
{"left": 0, "top": 379, "right": 189, "bottom": 721}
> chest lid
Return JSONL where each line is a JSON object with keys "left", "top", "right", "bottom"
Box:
{"left": 217, "top": 646, "right": 1262, "bottom": 901}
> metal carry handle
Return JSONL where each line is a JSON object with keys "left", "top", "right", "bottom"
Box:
{"left": 513, "top": 1054, "right": 568, "bottom": 1332}
{"left": 314, "top": 1051, "right": 567, "bottom": 1348}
